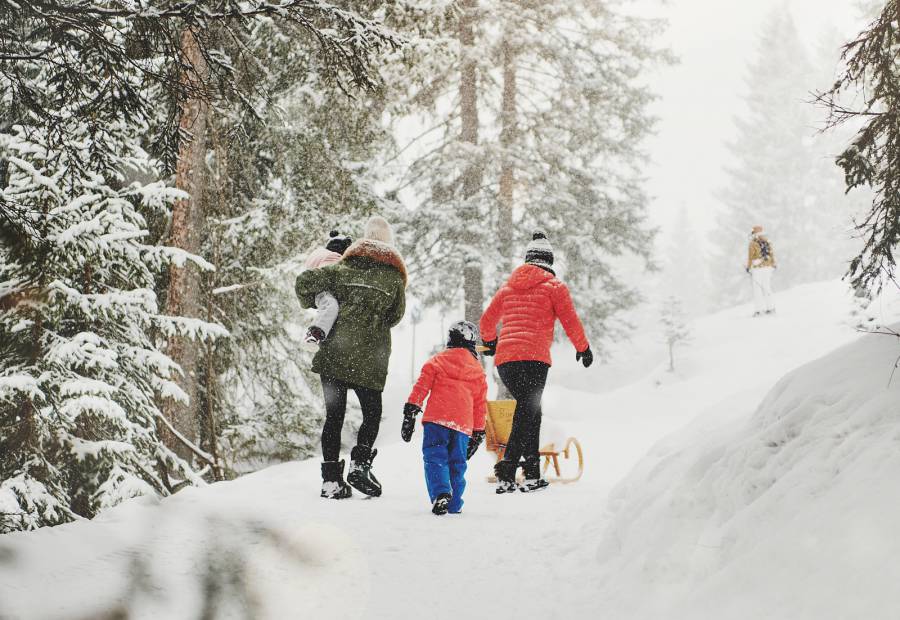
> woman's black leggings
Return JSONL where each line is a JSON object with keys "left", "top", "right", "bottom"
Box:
{"left": 320, "top": 376, "right": 383, "bottom": 462}
{"left": 497, "top": 361, "right": 550, "bottom": 465}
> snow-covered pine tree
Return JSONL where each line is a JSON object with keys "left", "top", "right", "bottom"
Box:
{"left": 660, "top": 296, "right": 691, "bottom": 373}
{"left": 383, "top": 0, "right": 668, "bottom": 347}
{"left": 709, "top": 8, "right": 858, "bottom": 307}
{"left": 0, "top": 23, "right": 224, "bottom": 532}
{"left": 820, "top": 0, "right": 900, "bottom": 294}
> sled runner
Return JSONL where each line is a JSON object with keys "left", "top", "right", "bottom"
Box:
{"left": 483, "top": 400, "right": 584, "bottom": 483}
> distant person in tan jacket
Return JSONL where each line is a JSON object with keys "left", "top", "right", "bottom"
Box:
{"left": 746, "top": 225, "right": 776, "bottom": 316}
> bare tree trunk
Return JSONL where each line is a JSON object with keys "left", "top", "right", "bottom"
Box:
{"left": 161, "top": 27, "right": 208, "bottom": 461}
{"left": 459, "top": 0, "right": 483, "bottom": 324}
{"left": 498, "top": 37, "right": 517, "bottom": 274}
{"left": 494, "top": 37, "right": 518, "bottom": 399}
{"left": 463, "top": 259, "right": 483, "bottom": 325}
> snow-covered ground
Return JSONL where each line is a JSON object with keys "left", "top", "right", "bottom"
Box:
{"left": 2, "top": 280, "right": 899, "bottom": 619}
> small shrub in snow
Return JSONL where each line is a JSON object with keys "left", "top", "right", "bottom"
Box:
{"left": 661, "top": 296, "right": 691, "bottom": 372}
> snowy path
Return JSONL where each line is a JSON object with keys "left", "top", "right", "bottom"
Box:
{"left": 0, "top": 442, "right": 607, "bottom": 619}
{"left": 0, "top": 281, "right": 876, "bottom": 619}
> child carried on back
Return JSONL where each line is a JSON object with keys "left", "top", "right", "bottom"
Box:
{"left": 401, "top": 321, "right": 487, "bottom": 515}
{"left": 302, "top": 230, "right": 352, "bottom": 349}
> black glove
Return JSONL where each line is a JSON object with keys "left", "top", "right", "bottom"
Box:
{"left": 481, "top": 339, "right": 497, "bottom": 356}
{"left": 401, "top": 403, "right": 421, "bottom": 442}
{"left": 467, "top": 430, "right": 485, "bottom": 460}
{"left": 745, "top": 267, "right": 750, "bottom": 274}
{"left": 576, "top": 346, "right": 593, "bottom": 368}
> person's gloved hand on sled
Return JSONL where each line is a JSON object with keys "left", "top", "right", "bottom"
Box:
{"left": 401, "top": 403, "right": 421, "bottom": 442}
{"left": 480, "top": 339, "right": 497, "bottom": 356}
{"left": 576, "top": 346, "right": 593, "bottom": 368}
{"left": 466, "top": 430, "right": 485, "bottom": 460}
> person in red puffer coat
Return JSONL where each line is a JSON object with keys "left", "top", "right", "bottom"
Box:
{"left": 401, "top": 321, "right": 488, "bottom": 515}
{"left": 480, "top": 231, "right": 592, "bottom": 494}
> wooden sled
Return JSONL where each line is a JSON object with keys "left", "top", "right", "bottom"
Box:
{"left": 483, "top": 400, "right": 584, "bottom": 483}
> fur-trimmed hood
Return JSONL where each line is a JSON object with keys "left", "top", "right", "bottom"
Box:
{"left": 343, "top": 239, "right": 408, "bottom": 286}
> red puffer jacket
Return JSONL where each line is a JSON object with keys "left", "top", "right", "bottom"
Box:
{"left": 480, "top": 264, "right": 589, "bottom": 366}
{"left": 407, "top": 347, "right": 487, "bottom": 436}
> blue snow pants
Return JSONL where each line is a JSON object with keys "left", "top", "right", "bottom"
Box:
{"left": 422, "top": 422, "right": 469, "bottom": 514}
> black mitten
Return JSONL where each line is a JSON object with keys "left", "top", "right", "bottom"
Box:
{"left": 401, "top": 403, "right": 422, "bottom": 442}
{"left": 576, "top": 346, "right": 594, "bottom": 368}
{"left": 466, "top": 430, "right": 485, "bottom": 459}
{"left": 481, "top": 340, "right": 497, "bottom": 356}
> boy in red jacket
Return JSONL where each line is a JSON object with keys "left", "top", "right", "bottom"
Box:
{"left": 401, "top": 321, "right": 488, "bottom": 515}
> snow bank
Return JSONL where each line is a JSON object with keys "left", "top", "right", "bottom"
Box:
{"left": 594, "top": 326, "right": 900, "bottom": 619}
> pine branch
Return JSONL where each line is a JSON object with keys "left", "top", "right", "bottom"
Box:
{"left": 155, "top": 409, "right": 219, "bottom": 471}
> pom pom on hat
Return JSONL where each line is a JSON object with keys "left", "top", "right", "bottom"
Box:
{"left": 325, "top": 230, "right": 352, "bottom": 254}
{"left": 525, "top": 230, "right": 554, "bottom": 269}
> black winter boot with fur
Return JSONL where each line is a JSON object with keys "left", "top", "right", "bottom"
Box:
{"left": 321, "top": 460, "right": 352, "bottom": 499}
{"left": 348, "top": 445, "right": 382, "bottom": 497}
{"left": 494, "top": 460, "right": 518, "bottom": 494}
{"left": 519, "top": 456, "right": 549, "bottom": 493}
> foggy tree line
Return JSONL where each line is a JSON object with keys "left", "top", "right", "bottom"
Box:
{"left": 663, "top": 6, "right": 877, "bottom": 317}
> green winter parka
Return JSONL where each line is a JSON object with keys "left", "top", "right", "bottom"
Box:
{"left": 295, "top": 239, "right": 407, "bottom": 391}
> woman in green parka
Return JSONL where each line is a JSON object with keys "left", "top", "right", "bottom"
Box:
{"left": 295, "top": 216, "right": 406, "bottom": 499}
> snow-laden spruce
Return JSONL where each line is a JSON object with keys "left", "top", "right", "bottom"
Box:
{"left": 0, "top": 37, "right": 223, "bottom": 533}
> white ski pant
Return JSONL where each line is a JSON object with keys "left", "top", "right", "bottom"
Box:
{"left": 751, "top": 266, "right": 775, "bottom": 313}
{"left": 312, "top": 291, "right": 339, "bottom": 336}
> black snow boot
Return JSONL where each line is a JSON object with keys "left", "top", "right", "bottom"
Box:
{"left": 519, "top": 456, "right": 549, "bottom": 493}
{"left": 347, "top": 445, "right": 382, "bottom": 497}
{"left": 320, "top": 460, "right": 352, "bottom": 499}
{"left": 494, "top": 460, "right": 518, "bottom": 495}
{"left": 432, "top": 493, "right": 451, "bottom": 515}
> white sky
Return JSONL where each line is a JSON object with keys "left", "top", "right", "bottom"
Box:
{"left": 642, "top": 0, "right": 867, "bottom": 239}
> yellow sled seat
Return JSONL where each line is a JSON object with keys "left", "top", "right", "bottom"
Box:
{"left": 484, "top": 400, "right": 584, "bottom": 483}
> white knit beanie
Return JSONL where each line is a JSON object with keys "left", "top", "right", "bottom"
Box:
{"left": 525, "top": 231, "right": 554, "bottom": 269}
{"left": 364, "top": 215, "right": 394, "bottom": 245}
